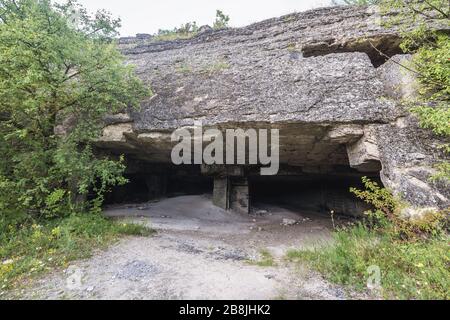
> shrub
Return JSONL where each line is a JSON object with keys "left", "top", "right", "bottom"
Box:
{"left": 154, "top": 22, "right": 199, "bottom": 41}
{"left": 287, "top": 224, "right": 450, "bottom": 299}
{"left": 153, "top": 9, "right": 230, "bottom": 41}
{"left": 213, "top": 10, "right": 230, "bottom": 30}
{"left": 351, "top": 177, "right": 447, "bottom": 240}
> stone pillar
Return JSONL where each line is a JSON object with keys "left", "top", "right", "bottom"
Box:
{"left": 213, "top": 177, "right": 229, "bottom": 210}
{"left": 212, "top": 176, "right": 250, "bottom": 214}
{"left": 207, "top": 165, "right": 250, "bottom": 214}
{"left": 229, "top": 177, "right": 250, "bottom": 215}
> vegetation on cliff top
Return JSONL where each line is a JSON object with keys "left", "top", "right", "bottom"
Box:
{"left": 154, "top": 9, "right": 230, "bottom": 42}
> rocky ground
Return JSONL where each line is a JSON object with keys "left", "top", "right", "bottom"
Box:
{"left": 6, "top": 195, "right": 371, "bottom": 300}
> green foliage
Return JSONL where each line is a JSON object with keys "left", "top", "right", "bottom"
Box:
{"left": 286, "top": 225, "right": 450, "bottom": 299}
{"left": 381, "top": 1, "right": 449, "bottom": 97}
{"left": 0, "top": 214, "right": 154, "bottom": 293}
{"left": 153, "top": 9, "right": 230, "bottom": 41}
{"left": 431, "top": 161, "right": 450, "bottom": 182}
{"left": 409, "top": 33, "right": 450, "bottom": 99}
{"left": 176, "top": 63, "right": 193, "bottom": 74}
{"left": 351, "top": 177, "right": 399, "bottom": 216}
{"left": 154, "top": 21, "right": 199, "bottom": 41}
{"left": 288, "top": 175, "right": 449, "bottom": 300}
{"left": 350, "top": 177, "right": 447, "bottom": 240}
{"left": 333, "top": 0, "right": 380, "bottom": 5}
{"left": 410, "top": 104, "right": 450, "bottom": 137}
{"left": 42, "top": 189, "right": 67, "bottom": 218}
{"left": 379, "top": 0, "right": 450, "bottom": 182}
{"left": 200, "top": 61, "right": 230, "bottom": 75}
{"left": 410, "top": 103, "right": 450, "bottom": 182}
{"left": 177, "top": 21, "right": 199, "bottom": 34}
{"left": 0, "top": 0, "right": 150, "bottom": 219}
{"left": 213, "top": 10, "right": 230, "bottom": 30}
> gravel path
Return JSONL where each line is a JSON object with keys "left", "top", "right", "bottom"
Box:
{"left": 6, "top": 195, "right": 367, "bottom": 300}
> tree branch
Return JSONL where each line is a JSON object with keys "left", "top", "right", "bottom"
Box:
{"left": 404, "top": 1, "right": 435, "bottom": 19}
{"left": 423, "top": 0, "right": 449, "bottom": 19}
{"left": 368, "top": 40, "right": 447, "bottom": 88}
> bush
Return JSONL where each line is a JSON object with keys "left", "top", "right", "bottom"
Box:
{"left": 350, "top": 177, "right": 447, "bottom": 240}
{"left": 153, "top": 9, "right": 230, "bottom": 41}
{"left": 213, "top": 10, "right": 230, "bottom": 30}
{"left": 287, "top": 225, "right": 449, "bottom": 299}
{"left": 154, "top": 21, "right": 199, "bottom": 41}
{"left": 287, "top": 177, "right": 449, "bottom": 299}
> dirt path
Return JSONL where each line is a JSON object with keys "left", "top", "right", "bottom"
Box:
{"left": 8, "top": 195, "right": 365, "bottom": 300}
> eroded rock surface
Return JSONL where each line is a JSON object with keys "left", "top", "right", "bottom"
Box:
{"left": 96, "top": 5, "right": 448, "bottom": 210}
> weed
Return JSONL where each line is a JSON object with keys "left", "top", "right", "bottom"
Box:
{"left": 0, "top": 214, "right": 153, "bottom": 292}
{"left": 286, "top": 177, "right": 450, "bottom": 300}
{"left": 249, "top": 249, "right": 276, "bottom": 267}
{"left": 200, "top": 61, "right": 230, "bottom": 75}
{"left": 287, "top": 224, "right": 449, "bottom": 299}
{"left": 176, "top": 64, "right": 193, "bottom": 74}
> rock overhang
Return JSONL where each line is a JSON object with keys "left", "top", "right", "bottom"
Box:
{"left": 119, "top": 5, "right": 405, "bottom": 132}
{"left": 95, "top": 5, "right": 449, "bottom": 210}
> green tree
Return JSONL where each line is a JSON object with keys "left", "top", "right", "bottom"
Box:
{"left": 0, "top": 0, "right": 150, "bottom": 221}
{"left": 213, "top": 10, "right": 230, "bottom": 30}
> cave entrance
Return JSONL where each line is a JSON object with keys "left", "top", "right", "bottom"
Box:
{"left": 104, "top": 163, "right": 382, "bottom": 219}
{"left": 104, "top": 165, "right": 214, "bottom": 205}
{"left": 250, "top": 172, "right": 378, "bottom": 218}
{"left": 103, "top": 121, "right": 384, "bottom": 219}
{"left": 209, "top": 165, "right": 382, "bottom": 218}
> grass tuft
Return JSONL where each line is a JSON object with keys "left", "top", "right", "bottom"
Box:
{"left": 249, "top": 249, "right": 276, "bottom": 267}
{"left": 0, "top": 214, "right": 154, "bottom": 293}
{"left": 153, "top": 32, "right": 197, "bottom": 42}
{"left": 286, "top": 224, "right": 450, "bottom": 300}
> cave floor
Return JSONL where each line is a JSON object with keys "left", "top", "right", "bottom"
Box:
{"left": 10, "top": 195, "right": 370, "bottom": 300}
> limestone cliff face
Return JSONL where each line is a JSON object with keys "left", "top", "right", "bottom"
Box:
{"left": 98, "top": 5, "right": 449, "bottom": 210}
{"left": 120, "top": 5, "right": 402, "bottom": 131}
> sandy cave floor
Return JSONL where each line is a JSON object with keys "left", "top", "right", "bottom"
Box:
{"left": 6, "top": 195, "right": 371, "bottom": 300}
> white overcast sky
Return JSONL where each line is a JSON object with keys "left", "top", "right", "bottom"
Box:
{"left": 68, "top": 0, "right": 333, "bottom": 37}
